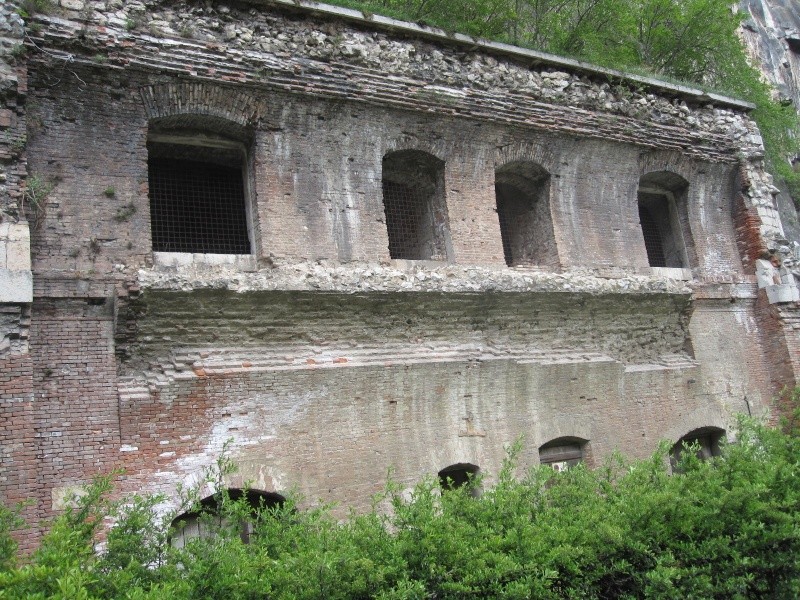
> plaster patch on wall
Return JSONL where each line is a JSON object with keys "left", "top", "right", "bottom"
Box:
{"left": 173, "top": 387, "right": 325, "bottom": 486}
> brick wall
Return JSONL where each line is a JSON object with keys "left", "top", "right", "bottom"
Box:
{"left": 24, "top": 68, "right": 747, "bottom": 279}
{"left": 29, "top": 298, "right": 120, "bottom": 520}
{"left": 0, "top": 352, "right": 37, "bottom": 552}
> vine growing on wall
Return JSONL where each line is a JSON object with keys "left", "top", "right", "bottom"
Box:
{"left": 21, "top": 174, "right": 53, "bottom": 232}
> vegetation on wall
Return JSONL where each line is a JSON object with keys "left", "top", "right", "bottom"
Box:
{"left": 1, "top": 414, "right": 800, "bottom": 598}
{"left": 328, "top": 0, "right": 800, "bottom": 198}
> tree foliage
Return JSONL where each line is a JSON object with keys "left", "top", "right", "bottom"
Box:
{"left": 2, "top": 414, "right": 800, "bottom": 598}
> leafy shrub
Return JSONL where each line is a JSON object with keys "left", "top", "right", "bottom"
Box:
{"left": 2, "top": 415, "right": 800, "bottom": 598}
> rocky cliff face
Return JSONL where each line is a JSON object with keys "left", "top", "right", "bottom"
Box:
{"left": 739, "top": 0, "right": 800, "bottom": 243}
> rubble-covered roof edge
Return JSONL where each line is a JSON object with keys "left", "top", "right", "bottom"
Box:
{"left": 246, "top": 0, "right": 755, "bottom": 111}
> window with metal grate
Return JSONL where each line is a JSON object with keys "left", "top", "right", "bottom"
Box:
{"left": 382, "top": 180, "right": 426, "bottom": 260}
{"left": 381, "top": 150, "right": 449, "bottom": 261}
{"left": 495, "top": 183, "right": 518, "bottom": 266}
{"left": 148, "top": 157, "right": 250, "bottom": 254}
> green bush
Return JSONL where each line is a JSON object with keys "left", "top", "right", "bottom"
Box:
{"left": 2, "top": 413, "right": 800, "bottom": 598}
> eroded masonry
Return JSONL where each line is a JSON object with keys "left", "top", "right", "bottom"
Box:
{"left": 2, "top": 0, "right": 800, "bottom": 548}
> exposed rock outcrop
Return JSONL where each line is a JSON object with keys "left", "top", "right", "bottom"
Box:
{"left": 739, "top": 0, "right": 800, "bottom": 244}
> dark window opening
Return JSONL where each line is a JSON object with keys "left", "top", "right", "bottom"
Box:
{"left": 170, "top": 488, "right": 284, "bottom": 547}
{"left": 383, "top": 180, "right": 427, "bottom": 260}
{"left": 438, "top": 463, "right": 480, "bottom": 493}
{"left": 670, "top": 427, "right": 725, "bottom": 472}
{"left": 496, "top": 182, "right": 527, "bottom": 266}
{"left": 539, "top": 438, "right": 586, "bottom": 472}
{"left": 148, "top": 140, "right": 251, "bottom": 254}
{"left": 638, "top": 203, "right": 667, "bottom": 267}
{"left": 382, "top": 150, "right": 449, "bottom": 261}
{"left": 637, "top": 171, "right": 693, "bottom": 269}
{"left": 496, "top": 187, "right": 515, "bottom": 266}
{"left": 495, "top": 162, "right": 556, "bottom": 267}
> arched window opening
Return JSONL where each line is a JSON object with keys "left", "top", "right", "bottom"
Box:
{"left": 670, "top": 427, "right": 725, "bottom": 471}
{"left": 438, "top": 463, "right": 480, "bottom": 493}
{"left": 637, "top": 171, "right": 691, "bottom": 269}
{"left": 170, "top": 488, "right": 284, "bottom": 548}
{"left": 148, "top": 124, "right": 253, "bottom": 255}
{"left": 495, "top": 162, "right": 556, "bottom": 267}
{"left": 539, "top": 437, "right": 587, "bottom": 472}
{"left": 382, "top": 150, "right": 449, "bottom": 261}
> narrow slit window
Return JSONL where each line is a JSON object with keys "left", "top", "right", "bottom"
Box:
{"left": 638, "top": 203, "right": 667, "bottom": 267}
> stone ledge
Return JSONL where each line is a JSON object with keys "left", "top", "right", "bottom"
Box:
{"left": 138, "top": 262, "right": 693, "bottom": 296}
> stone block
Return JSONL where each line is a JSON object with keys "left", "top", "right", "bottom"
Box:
{"left": 0, "top": 269, "right": 32, "bottom": 302}
{"left": 153, "top": 252, "right": 194, "bottom": 268}
{"left": 755, "top": 259, "right": 780, "bottom": 288}
{"left": 766, "top": 283, "right": 799, "bottom": 304}
{"left": 5, "top": 223, "right": 30, "bottom": 271}
{"left": 59, "top": 0, "right": 86, "bottom": 11}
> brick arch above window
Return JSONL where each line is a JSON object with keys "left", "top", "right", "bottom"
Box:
{"left": 494, "top": 141, "right": 559, "bottom": 177}
{"left": 140, "top": 82, "right": 262, "bottom": 139}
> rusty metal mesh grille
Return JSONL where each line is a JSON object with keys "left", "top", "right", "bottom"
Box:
{"left": 495, "top": 183, "right": 516, "bottom": 266}
{"left": 638, "top": 204, "right": 666, "bottom": 267}
{"left": 148, "top": 158, "right": 250, "bottom": 254}
{"left": 382, "top": 180, "right": 424, "bottom": 259}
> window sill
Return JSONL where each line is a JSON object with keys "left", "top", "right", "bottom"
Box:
{"left": 389, "top": 258, "right": 451, "bottom": 269}
{"left": 153, "top": 252, "right": 257, "bottom": 271}
{"left": 650, "top": 267, "right": 691, "bottom": 281}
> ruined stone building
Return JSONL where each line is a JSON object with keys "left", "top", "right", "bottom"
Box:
{"left": 2, "top": 0, "right": 800, "bottom": 549}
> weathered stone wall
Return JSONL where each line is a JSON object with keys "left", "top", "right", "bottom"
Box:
{"left": 24, "top": 68, "right": 748, "bottom": 278}
{"left": 0, "top": 0, "right": 795, "bottom": 535}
